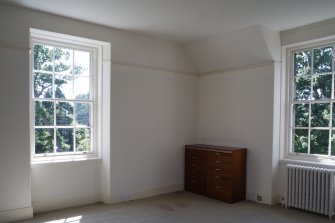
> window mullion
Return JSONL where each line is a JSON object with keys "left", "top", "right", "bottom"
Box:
{"left": 53, "top": 45, "right": 57, "bottom": 154}
{"left": 331, "top": 45, "right": 335, "bottom": 156}
{"left": 308, "top": 102, "right": 311, "bottom": 155}
{"left": 329, "top": 104, "right": 332, "bottom": 157}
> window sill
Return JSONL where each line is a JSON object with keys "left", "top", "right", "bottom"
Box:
{"left": 280, "top": 155, "right": 335, "bottom": 168}
{"left": 31, "top": 154, "right": 101, "bottom": 165}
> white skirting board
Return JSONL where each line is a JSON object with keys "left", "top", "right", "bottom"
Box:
{"left": 0, "top": 207, "right": 33, "bottom": 223}
{"left": 104, "top": 183, "right": 184, "bottom": 204}
{"left": 32, "top": 193, "right": 101, "bottom": 213}
{"left": 246, "top": 190, "right": 280, "bottom": 205}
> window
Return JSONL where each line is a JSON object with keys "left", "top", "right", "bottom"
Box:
{"left": 288, "top": 41, "right": 335, "bottom": 158}
{"left": 30, "top": 29, "right": 110, "bottom": 162}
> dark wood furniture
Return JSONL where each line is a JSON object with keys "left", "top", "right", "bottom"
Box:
{"left": 185, "top": 144, "right": 246, "bottom": 203}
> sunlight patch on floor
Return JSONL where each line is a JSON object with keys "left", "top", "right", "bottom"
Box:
{"left": 44, "top": 215, "right": 82, "bottom": 223}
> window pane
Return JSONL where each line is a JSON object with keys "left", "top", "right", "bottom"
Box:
{"left": 333, "top": 103, "right": 335, "bottom": 127}
{"left": 56, "top": 102, "right": 73, "bottom": 126}
{"left": 76, "top": 128, "right": 91, "bottom": 152}
{"left": 293, "top": 129, "right": 308, "bottom": 153}
{"left": 331, "top": 131, "right": 335, "bottom": 156}
{"left": 310, "top": 130, "right": 329, "bottom": 155}
{"left": 313, "top": 74, "right": 332, "bottom": 99}
{"left": 54, "top": 48, "right": 73, "bottom": 74}
{"left": 294, "top": 76, "right": 311, "bottom": 100}
{"left": 74, "top": 51, "right": 90, "bottom": 76}
{"left": 35, "top": 128, "right": 54, "bottom": 154}
{"left": 311, "top": 103, "right": 330, "bottom": 127}
{"left": 35, "top": 101, "right": 54, "bottom": 126}
{"left": 75, "top": 103, "right": 91, "bottom": 126}
{"left": 56, "top": 128, "right": 74, "bottom": 152}
{"left": 74, "top": 77, "right": 92, "bottom": 100}
{"left": 33, "top": 44, "right": 53, "bottom": 71}
{"left": 293, "top": 104, "right": 309, "bottom": 127}
{"left": 34, "top": 72, "right": 53, "bottom": 98}
{"left": 55, "top": 74, "right": 74, "bottom": 99}
{"left": 313, "top": 47, "right": 333, "bottom": 74}
{"left": 294, "top": 50, "right": 311, "bottom": 76}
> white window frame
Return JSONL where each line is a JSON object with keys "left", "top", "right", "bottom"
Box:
{"left": 283, "top": 36, "right": 335, "bottom": 163}
{"left": 30, "top": 28, "right": 110, "bottom": 163}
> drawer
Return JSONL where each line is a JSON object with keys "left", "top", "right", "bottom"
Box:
{"left": 207, "top": 166, "right": 232, "bottom": 177}
{"left": 186, "top": 159, "right": 206, "bottom": 170}
{"left": 186, "top": 147, "right": 206, "bottom": 160}
{"left": 185, "top": 179, "right": 206, "bottom": 194}
{"left": 185, "top": 169, "right": 205, "bottom": 180}
{"left": 206, "top": 182, "right": 233, "bottom": 202}
{"left": 207, "top": 175, "right": 232, "bottom": 190}
{"left": 207, "top": 151, "right": 232, "bottom": 164}
{"left": 207, "top": 161, "right": 232, "bottom": 169}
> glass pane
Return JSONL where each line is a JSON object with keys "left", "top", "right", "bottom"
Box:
{"left": 74, "top": 51, "right": 90, "bottom": 76}
{"left": 294, "top": 50, "right": 311, "bottom": 76}
{"left": 35, "top": 101, "right": 54, "bottom": 126}
{"left": 310, "top": 130, "right": 329, "bottom": 155}
{"left": 56, "top": 128, "right": 74, "bottom": 152}
{"left": 55, "top": 74, "right": 73, "bottom": 99}
{"left": 35, "top": 128, "right": 54, "bottom": 154}
{"left": 34, "top": 72, "right": 53, "bottom": 98}
{"left": 294, "top": 76, "right": 311, "bottom": 100}
{"left": 54, "top": 47, "right": 73, "bottom": 74}
{"left": 74, "top": 77, "right": 91, "bottom": 100}
{"left": 56, "top": 102, "right": 73, "bottom": 126}
{"left": 331, "top": 131, "right": 335, "bottom": 156}
{"left": 75, "top": 128, "right": 91, "bottom": 152}
{"left": 313, "top": 47, "right": 333, "bottom": 74}
{"left": 293, "top": 104, "right": 309, "bottom": 127}
{"left": 293, "top": 129, "right": 308, "bottom": 153}
{"left": 313, "top": 74, "right": 332, "bottom": 99}
{"left": 311, "top": 103, "right": 330, "bottom": 127}
{"left": 75, "top": 103, "right": 91, "bottom": 126}
{"left": 33, "top": 44, "right": 53, "bottom": 72}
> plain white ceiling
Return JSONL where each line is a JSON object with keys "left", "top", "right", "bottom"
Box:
{"left": 4, "top": 0, "right": 335, "bottom": 44}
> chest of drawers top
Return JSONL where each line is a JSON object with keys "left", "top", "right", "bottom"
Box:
{"left": 186, "top": 144, "right": 246, "bottom": 152}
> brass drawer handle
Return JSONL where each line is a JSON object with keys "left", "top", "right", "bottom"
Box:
{"left": 215, "top": 168, "right": 221, "bottom": 171}
{"left": 192, "top": 164, "right": 197, "bottom": 167}
{"left": 191, "top": 180, "right": 197, "bottom": 183}
{"left": 215, "top": 186, "right": 221, "bottom": 189}
{"left": 215, "top": 153, "right": 221, "bottom": 156}
{"left": 215, "top": 176, "right": 221, "bottom": 179}
{"left": 192, "top": 157, "right": 197, "bottom": 160}
{"left": 215, "top": 160, "right": 221, "bottom": 163}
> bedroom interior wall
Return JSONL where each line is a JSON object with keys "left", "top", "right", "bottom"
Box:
{"left": 185, "top": 25, "right": 281, "bottom": 204}
{"left": 274, "top": 17, "right": 335, "bottom": 204}
{"left": 0, "top": 3, "right": 197, "bottom": 221}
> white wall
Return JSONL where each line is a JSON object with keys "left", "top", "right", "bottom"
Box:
{"left": 274, "top": 17, "right": 335, "bottom": 203}
{"left": 0, "top": 47, "right": 32, "bottom": 220}
{"left": 198, "top": 64, "right": 275, "bottom": 204}
{"left": 31, "top": 160, "right": 101, "bottom": 212}
{"left": 185, "top": 25, "right": 281, "bottom": 205}
{"left": 109, "top": 64, "right": 198, "bottom": 202}
{"left": 0, "top": 3, "right": 197, "bottom": 221}
{"left": 185, "top": 25, "right": 280, "bottom": 75}
{"left": 281, "top": 17, "right": 335, "bottom": 46}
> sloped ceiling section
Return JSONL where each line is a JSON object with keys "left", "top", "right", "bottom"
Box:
{"left": 185, "top": 25, "right": 280, "bottom": 75}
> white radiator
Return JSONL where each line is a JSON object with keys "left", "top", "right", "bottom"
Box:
{"left": 286, "top": 164, "right": 335, "bottom": 219}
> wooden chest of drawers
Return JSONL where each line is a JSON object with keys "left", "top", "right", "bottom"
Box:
{"left": 185, "top": 144, "right": 246, "bottom": 203}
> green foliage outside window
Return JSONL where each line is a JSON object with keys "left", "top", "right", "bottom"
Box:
{"left": 34, "top": 44, "right": 92, "bottom": 154}
{"left": 292, "top": 46, "right": 334, "bottom": 156}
